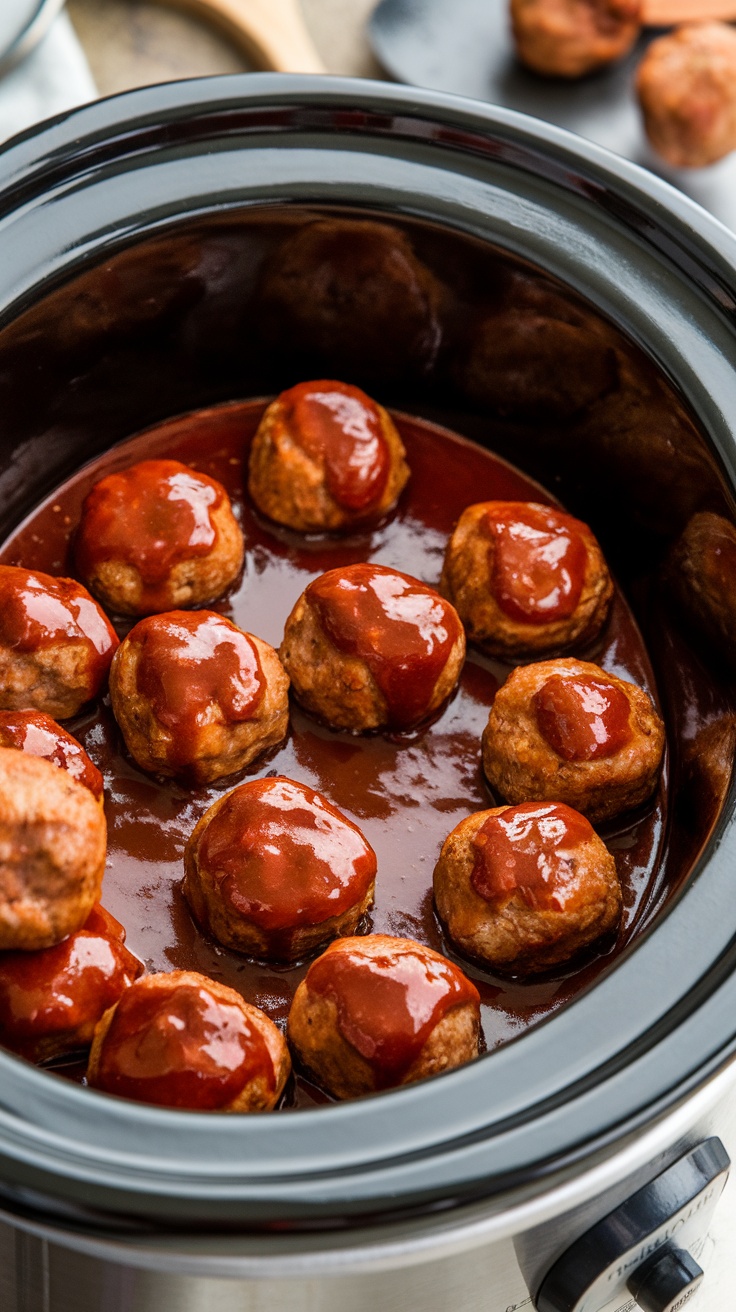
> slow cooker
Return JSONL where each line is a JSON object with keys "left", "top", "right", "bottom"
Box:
{"left": 0, "top": 74, "right": 734, "bottom": 1312}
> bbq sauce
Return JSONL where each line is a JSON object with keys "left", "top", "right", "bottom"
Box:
{"left": 471, "top": 802, "right": 596, "bottom": 913}
{"left": 0, "top": 708, "right": 104, "bottom": 799}
{"left": 131, "top": 612, "right": 264, "bottom": 767}
{"left": 92, "top": 980, "right": 273, "bottom": 1109}
{"left": 308, "top": 564, "right": 462, "bottom": 728}
{"left": 0, "top": 566, "right": 118, "bottom": 681}
{"left": 534, "top": 673, "right": 633, "bottom": 761}
{"left": 306, "top": 940, "right": 480, "bottom": 1088}
{"left": 75, "top": 459, "right": 223, "bottom": 610}
{"left": 196, "top": 777, "right": 376, "bottom": 932}
{"left": 280, "top": 380, "right": 390, "bottom": 513}
{"left": 0, "top": 904, "right": 142, "bottom": 1062}
{"left": 485, "top": 502, "right": 588, "bottom": 624}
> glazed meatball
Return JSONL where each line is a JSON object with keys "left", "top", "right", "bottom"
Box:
{"left": 482, "top": 658, "right": 665, "bottom": 823}
{"left": 248, "top": 381, "right": 410, "bottom": 533}
{"left": 87, "top": 970, "right": 290, "bottom": 1111}
{"left": 0, "top": 709, "right": 103, "bottom": 802}
{"left": 287, "top": 935, "right": 480, "bottom": 1099}
{"left": 110, "top": 611, "right": 289, "bottom": 785}
{"left": 668, "top": 512, "right": 736, "bottom": 667}
{"left": 75, "top": 459, "right": 244, "bottom": 616}
{"left": 0, "top": 566, "right": 118, "bottom": 720}
{"left": 434, "top": 801, "right": 622, "bottom": 974}
{"left": 511, "top": 0, "right": 641, "bottom": 78}
{"left": 440, "top": 501, "right": 613, "bottom": 658}
{"left": 280, "top": 564, "right": 466, "bottom": 733}
{"left": 637, "top": 24, "right": 736, "bottom": 168}
{"left": 184, "top": 776, "right": 377, "bottom": 964}
{"left": 257, "top": 219, "right": 442, "bottom": 381}
{"left": 0, "top": 904, "right": 142, "bottom": 1063}
{"left": 0, "top": 748, "right": 107, "bottom": 950}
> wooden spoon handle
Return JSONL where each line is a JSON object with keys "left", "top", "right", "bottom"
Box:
{"left": 642, "top": 0, "right": 736, "bottom": 23}
{"left": 154, "top": 0, "right": 327, "bottom": 73}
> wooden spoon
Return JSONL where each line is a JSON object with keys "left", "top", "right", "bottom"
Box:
{"left": 642, "top": 0, "right": 736, "bottom": 25}
{"left": 154, "top": 0, "right": 327, "bottom": 73}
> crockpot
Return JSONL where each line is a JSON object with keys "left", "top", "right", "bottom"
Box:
{"left": 0, "top": 74, "right": 734, "bottom": 1312}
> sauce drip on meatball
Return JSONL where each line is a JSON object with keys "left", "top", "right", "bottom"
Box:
{"left": 281, "top": 380, "right": 390, "bottom": 513}
{"left": 306, "top": 942, "right": 480, "bottom": 1087}
{"left": 197, "top": 777, "right": 377, "bottom": 932}
{"left": 0, "top": 566, "right": 117, "bottom": 676}
{"left": 485, "top": 503, "right": 588, "bottom": 624}
{"left": 534, "top": 673, "right": 633, "bottom": 761}
{"left": 0, "top": 709, "right": 103, "bottom": 800}
{"left": 308, "top": 564, "right": 462, "bottom": 728}
{"left": 133, "top": 612, "right": 265, "bottom": 767}
{"left": 93, "top": 980, "right": 274, "bottom": 1109}
{"left": 471, "top": 802, "right": 597, "bottom": 913}
{"left": 0, "top": 905, "right": 141, "bottom": 1062}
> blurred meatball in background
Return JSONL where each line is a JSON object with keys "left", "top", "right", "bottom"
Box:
{"left": 637, "top": 24, "right": 736, "bottom": 168}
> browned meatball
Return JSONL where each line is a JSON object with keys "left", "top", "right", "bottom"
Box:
{"left": 637, "top": 24, "right": 736, "bottom": 168}
{"left": 248, "top": 381, "right": 410, "bottom": 532}
{"left": 482, "top": 658, "right": 665, "bottom": 823}
{"left": 87, "top": 970, "right": 290, "bottom": 1111}
{"left": 110, "top": 611, "right": 289, "bottom": 785}
{"left": 0, "top": 904, "right": 143, "bottom": 1063}
{"left": 280, "top": 564, "right": 465, "bottom": 733}
{"left": 75, "top": 459, "right": 244, "bottom": 616}
{"left": 287, "top": 935, "right": 480, "bottom": 1099}
{"left": 434, "top": 802, "right": 622, "bottom": 974}
{"left": 258, "top": 219, "right": 442, "bottom": 381}
{"left": 0, "top": 709, "right": 103, "bottom": 802}
{"left": 511, "top": 0, "right": 641, "bottom": 78}
{"left": 0, "top": 748, "right": 107, "bottom": 950}
{"left": 0, "top": 566, "right": 119, "bottom": 720}
{"left": 668, "top": 512, "right": 736, "bottom": 667}
{"left": 440, "top": 501, "right": 613, "bottom": 658}
{"left": 184, "top": 777, "right": 377, "bottom": 964}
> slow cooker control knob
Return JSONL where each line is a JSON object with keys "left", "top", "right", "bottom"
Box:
{"left": 535, "top": 1138, "right": 729, "bottom": 1312}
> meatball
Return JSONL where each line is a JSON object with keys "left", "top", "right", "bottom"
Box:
{"left": 637, "top": 24, "right": 736, "bottom": 169}
{"left": 87, "top": 970, "right": 290, "bottom": 1111}
{"left": 248, "top": 381, "right": 410, "bottom": 533}
{"left": 184, "top": 776, "right": 377, "bottom": 964}
{"left": 511, "top": 0, "right": 641, "bottom": 78}
{"left": 482, "top": 658, "right": 665, "bottom": 823}
{"left": 0, "top": 566, "right": 118, "bottom": 720}
{"left": 434, "top": 802, "right": 622, "bottom": 974}
{"left": 440, "top": 501, "right": 613, "bottom": 659}
{"left": 0, "top": 748, "right": 107, "bottom": 950}
{"left": 0, "top": 709, "right": 103, "bottom": 802}
{"left": 280, "top": 564, "right": 466, "bottom": 733}
{"left": 668, "top": 512, "right": 736, "bottom": 668}
{"left": 75, "top": 458, "right": 244, "bottom": 617}
{"left": 109, "top": 611, "right": 289, "bottom": 785}
{"left": 0, "top": 904, "right": 143, "bottom": 1063}
{"left": 287, "top": 935, "right": 480, "bottom": 1099}
{"left": 257, "top": 219, "right": 442, "bottom": 381}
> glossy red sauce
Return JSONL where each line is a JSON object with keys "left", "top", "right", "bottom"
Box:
{"left": 93, "top": 980, "right": 273, "bottom": 1109}
{"left": 196, "top": 777, "right": 377, "bottom": 932}
{"left": 0, "top": 709, "right": 103, "bottom": 799}
{"left": 0, "top": 904, "right": 142, "bottom": 1062}
{"left": 308, "top": 563, "right": 462, "bottom": 728}
{"left": 75, "top": 459, "right": 224, "bottom": 611}
{"left": 130, "top": 611, "right": 264, "bottom": 768}
{"left": 535, "top": 673, "right": 633, "bottom": 761}
{"left": 307, "top": 940, "right": 480, "bottom": 1088}
{"left": 0, "top": 402, "right": 671, "bottom": 1105}
{"left": 485, "top": 502, "right": 588, "bottom": 624}
{"left": 0, "top": 566, "right": 117, "bottom": 687}
{"left": 471, "top": 802, "right": 597, "bottom": 913}
{"left": 280, "top": 380, "right": 390, "bottom": 513}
